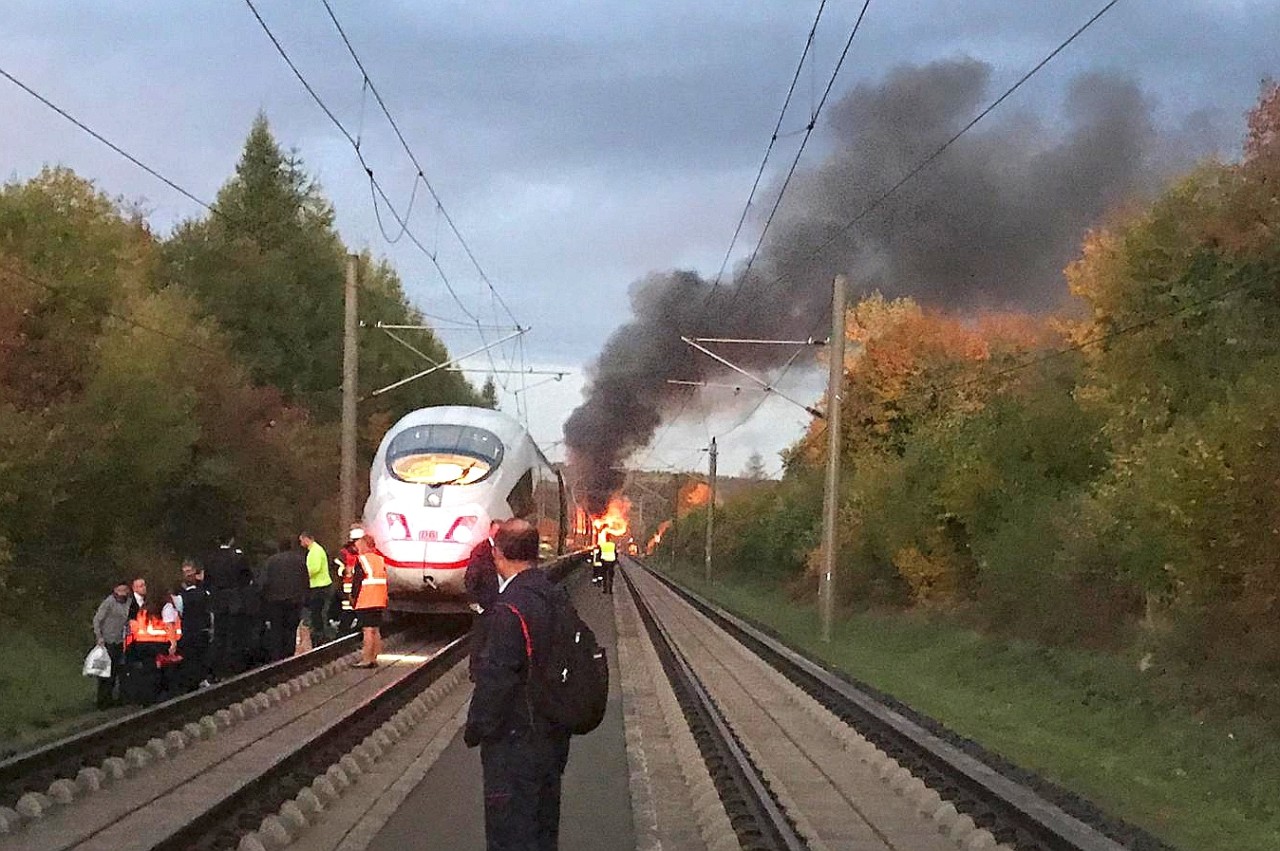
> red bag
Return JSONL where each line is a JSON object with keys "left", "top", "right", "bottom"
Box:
{"left": 155, "top": 652, "right": 184, "bottom": 669}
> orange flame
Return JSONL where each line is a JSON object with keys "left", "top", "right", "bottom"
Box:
{"left": 592, "top": 496, "right": 630, "bottom": 546}
{"left": 646, "top": 519, "right": 672, "bottom": 554}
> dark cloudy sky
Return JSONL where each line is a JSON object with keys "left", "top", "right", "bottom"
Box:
{"left": 2, "top": 0, "right": 1275, "bottom": 473}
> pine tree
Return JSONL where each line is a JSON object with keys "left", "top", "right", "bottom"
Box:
{"left": 743, "top": 451, "right": 767, "bottom": 480}
{"left": 480, "top": 376, "right": 499, "bottom": 409}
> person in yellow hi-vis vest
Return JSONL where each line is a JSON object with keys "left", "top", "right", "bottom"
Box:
{"left": 599, "top": 538, "right": 617, "bottom": 596}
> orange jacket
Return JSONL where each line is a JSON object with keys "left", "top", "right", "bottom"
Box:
{"left": 354, "top": 553, "right": 388, "bottom": 610}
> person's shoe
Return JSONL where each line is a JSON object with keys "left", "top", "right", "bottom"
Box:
{"left": 198, "top": 679, "right": 213, "bottom": 689}
{"left": 351, "top": 660, "right": 377, "bottom": 669}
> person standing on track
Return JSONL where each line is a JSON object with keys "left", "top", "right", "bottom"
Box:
{"left": 350, "top": 528, "right": 387, "bottom": 668}
{"left": 259, "top": 538, "right": 309, "bottom": 661}
{"left": 204, "top": 536, "right": 255, "bottom": 680}
{"left": 464, "top": 518, "right": 572, "bottom": 851}
{"left": 333, "top": 533, "right": 361, "bottom": 636}
{"left": 176, "top": 560, "right": 213, "bottom": 690}
{"left": 299, "top": 531, "right": 333, "bottom": 646}
{"left": 598, "top": 538, "right": 617, "bottom": 596}
{"left": 91, "top": 581, "right": 131, "bottom": 709}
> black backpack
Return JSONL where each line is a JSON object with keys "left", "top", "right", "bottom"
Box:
{"left": 501, "top": 591, "right": 609, "bottom": 736}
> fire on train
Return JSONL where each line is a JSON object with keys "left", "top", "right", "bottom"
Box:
{"left": 363, "top": 405, "right": 592, "bottom": 614}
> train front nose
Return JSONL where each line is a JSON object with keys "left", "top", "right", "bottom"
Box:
{"left": 377, "top": 507, "right": 488, "bottom": 611}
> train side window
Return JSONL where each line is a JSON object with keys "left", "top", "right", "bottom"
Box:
{"left": 508, "top": 470, "right": 535, "bottom": 518}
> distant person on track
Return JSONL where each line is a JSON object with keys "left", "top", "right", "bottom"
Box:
{"left": 205, "top": 536, "right": 255, "bottom": 680}
{"left": 598, "top": 538, "right": 617, "bottom": 596}
{"left": 259, "top": 538, "right": 309, "bottom": 662}
{"left": 333, "top": 534, "right": 361, "bottom": 636}
{"left": 350, "top": 528, "right": 388, "bottom": 668}
{"left": 464, "top": 518, "right": 572, "bottom": 851}
{"left": 176, "top": 560, "right": 213, "bottom": 690}
{"left": 91, "top": 581, "right": 132, "bottom": 709}
{"left": 299, "top": 531, "right": 333, "bottom": 646}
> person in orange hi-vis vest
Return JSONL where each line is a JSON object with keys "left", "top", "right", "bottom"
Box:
{"left": 124, "top": 593, "right": 182, "bottom": 704}
{"left": 350, "top": 528, "right": 387, "bottom": 668}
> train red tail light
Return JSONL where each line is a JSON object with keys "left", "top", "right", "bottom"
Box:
{"left": 386, "top": 512, "right": 411, "bottom": 540}
{"left": 445, "top": 515, "right": 478, "bottom": 543}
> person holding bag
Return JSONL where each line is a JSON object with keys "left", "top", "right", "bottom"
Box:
{"left": 89, "top": 581, "right": 131, "bottom": 708}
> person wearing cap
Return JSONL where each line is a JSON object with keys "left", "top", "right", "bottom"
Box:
{"left": 350, "top": 529, "right": 387, "bottom": 668}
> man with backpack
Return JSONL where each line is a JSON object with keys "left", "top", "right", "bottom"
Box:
{"left": 464, "top": 518, "right": 608, "bottom": 850}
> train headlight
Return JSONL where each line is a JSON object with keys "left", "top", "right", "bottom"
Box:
{"left": 446, "top": 515, "right": 478, "bottom": 543}
{"left": 386, "top": 512, "right": 411, "bottom": 540}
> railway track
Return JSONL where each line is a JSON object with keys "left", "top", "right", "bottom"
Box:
{"left": 0, "top": 629, "right": 376, "bottom": 815}
{"left": 623, "top": 557, "right": 1169, "bottom": 851}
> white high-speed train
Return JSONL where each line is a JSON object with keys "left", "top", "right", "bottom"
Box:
{"left": 363, "top": 405, "right": 590, "bottom": 614}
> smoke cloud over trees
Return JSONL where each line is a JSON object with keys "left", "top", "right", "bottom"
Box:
{"left": 566, "top": 59, "right": 1180, "bottom": 511}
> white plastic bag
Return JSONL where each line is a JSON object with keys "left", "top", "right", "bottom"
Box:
{"left": 83, "top": 645, "right": 112, "bottom": 679}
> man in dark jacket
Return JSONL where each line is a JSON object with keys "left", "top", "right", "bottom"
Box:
{"left": 464, "top": 519, "right": 571, "bottom": 851}
{"left": 205, "top": 537, "right": 255, "bottom": 679}
{"left": 258, "top": 538, "right": 309, "bottom": 662}
{"left": 176, "top": 560, "right": 212, "bottom": 690}
{"left": 464, "top": 520, "right": 503, "bottom": 613}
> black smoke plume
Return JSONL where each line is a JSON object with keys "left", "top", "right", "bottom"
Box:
{"left": 566, "top": 58, "right": 1164, "bottom": 513}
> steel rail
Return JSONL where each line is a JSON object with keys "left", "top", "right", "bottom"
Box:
{"left": 621, "top": 567, "right": 808, "bottom": 851}
{"left": 152, "top": 635, "right": 469, "bottom": 851}
{"left": 630, "top": 558, "right": 1170, "bottom": 851}
{"left": 154, "top": 552, "right": 586, "bottom": 850}
{"left": 0, "top": 632, "right": 363, "bottom": 805}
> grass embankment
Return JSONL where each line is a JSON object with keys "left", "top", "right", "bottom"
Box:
{"left": 0, "top": 631, "right": 101, "bottom": 757}
{"left": 658, "top": 565, "right": 1280, "bottom": 851}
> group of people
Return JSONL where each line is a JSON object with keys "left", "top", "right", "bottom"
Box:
{"left": 89, "top": 530, "right": 362, "bottom": 708}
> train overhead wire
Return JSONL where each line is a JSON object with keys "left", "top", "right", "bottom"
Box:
{"left": 701, "top": 0, "right": 832, "bottom": 311}
{"left": 645, "top": 0, "right": 874, "bottom": 467}
{"left": 701, "top": 0, "right": 1128, "bottom": 443}
{"left": 240, "top": 0, "right": 520, "bottom": 393}
{"left": 318, "top": 0, "right": 527, "bottom": 394}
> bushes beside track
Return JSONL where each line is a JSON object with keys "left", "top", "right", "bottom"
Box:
{"left": 658, "top": 84, "right": 1280, "bottom": 714}
{"left": 0, "top": 115, "right": 485, "bottom": 738}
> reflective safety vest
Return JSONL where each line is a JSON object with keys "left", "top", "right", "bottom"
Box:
{"left": 600, "top": 541, "right": 617, "bottom": 563}
{"left": 354, "top": 553, "right": 388, "bottom": 610}
{"left": 125, "top": 610, "right": 181, "bottom": 648}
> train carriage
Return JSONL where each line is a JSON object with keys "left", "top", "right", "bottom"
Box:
{"left": 363, "top": 405, "right": 589, "bottom": 614}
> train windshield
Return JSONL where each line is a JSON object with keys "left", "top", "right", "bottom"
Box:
{"left": 386, "top": 424, "right": 504, "bottom": 485}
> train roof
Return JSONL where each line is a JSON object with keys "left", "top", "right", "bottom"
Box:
{"left": 380, "top": 405, "right": 536, "bottom": 453}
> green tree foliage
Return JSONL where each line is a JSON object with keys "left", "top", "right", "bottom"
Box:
{"left": 687, "top": 84, "right": 1280, "bottom": 700}
{"left": 0, "top": 116, "right": 484, "bottom": 623}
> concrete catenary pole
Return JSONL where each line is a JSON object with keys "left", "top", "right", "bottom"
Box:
{"left": 705, "top": 436, "right": 718, "bottom": 582}
{"left": 819, "top": 276, "right": 846, "bottom": 642}
{"left": 340, "top": 253, "right": 360, "bottom": 532}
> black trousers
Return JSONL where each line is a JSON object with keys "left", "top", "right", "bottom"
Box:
{"left": 210, "top": 611, "right": 250, "bottom": 678}
{"left": 176, "top": 631, "right": 211, "bottom": 691}
{"left": 601, "top": 561, "right": 615, "bottom": 595}
{"left": 122, "top": 642, "right": 168, "bottom": 705}
{"left": 481, "top": 730, "right": 570, "bottom": 851}
{"left": 96, "top": 643, "right": 124, "bottom": 709}
{"left": 263, "top": 600, "right": 303, "bottom": 662}
{"left": 306, "top": 587, "right": 333, "bottom": 642}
